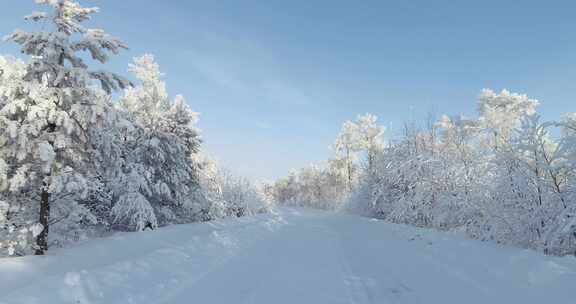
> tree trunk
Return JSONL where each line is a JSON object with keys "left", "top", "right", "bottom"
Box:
{"left": 346, "top": 148, "right": 352, "bottom": 191}
{"left": 35, "top": 180, "right": 50, "bottom": 255}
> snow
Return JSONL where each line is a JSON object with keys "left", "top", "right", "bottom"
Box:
{"left": 24, "top": 11, "right": 46, "bottom": 21}
{"left": 1, "top": 208, "right": 575, "bottom": 304}
{"left": 30, "top": 223, "right": 44, "bottom": 238}
{"left": 37, "top": 141, "right": 55, "bottom": 172}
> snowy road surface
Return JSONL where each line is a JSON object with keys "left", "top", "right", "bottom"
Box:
{"left": 1, "top": 208, "right": 575, "bottom": 304}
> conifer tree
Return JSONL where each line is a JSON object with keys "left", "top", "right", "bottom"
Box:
{"left": 2, "top": 0, "right": 130, "bottom": 255}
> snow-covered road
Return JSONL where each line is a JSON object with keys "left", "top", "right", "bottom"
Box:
{"left": 1, "top": 208, "right": 575, "bottom": 304}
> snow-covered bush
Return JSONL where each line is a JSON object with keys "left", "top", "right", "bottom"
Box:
{"left": 193, "top": 154, "right": 273, "bottom": 219}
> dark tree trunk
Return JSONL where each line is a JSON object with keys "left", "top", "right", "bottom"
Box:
{"left": 35, "top": 121, "right": 56, "bottom": 255}
{"left": 35, "top": 177, "right": 51, "bottom": 255}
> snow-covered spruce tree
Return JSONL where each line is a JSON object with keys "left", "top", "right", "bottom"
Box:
{"left": 1, "top": 0, "right": 129, "bottom": 255}
{"left": 113, "top": 54, "right": 202, "bottom": 230}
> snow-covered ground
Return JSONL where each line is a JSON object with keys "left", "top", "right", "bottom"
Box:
{"left": 1, "top": 208, "right": 575, "bottom": 304}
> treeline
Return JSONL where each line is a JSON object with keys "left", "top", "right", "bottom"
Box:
{"left": 270, "top": 90, "right": 576, "bottom": 256}
{"left": 268, "top": 114, "right": 383, "bottom": 210}
{"left": 0, "top": 1, "right": 270, "bottom": 257}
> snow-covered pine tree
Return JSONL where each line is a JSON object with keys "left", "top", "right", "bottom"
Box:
{"left": 113, "top": 55, "right": 203, "bottom": 229}
{"left": 2, "top": 0, "right": 130, "bottom": 255}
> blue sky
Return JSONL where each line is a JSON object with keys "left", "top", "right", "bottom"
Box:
{"left": 2, "top": 1, "right": 576, "bottom": 181}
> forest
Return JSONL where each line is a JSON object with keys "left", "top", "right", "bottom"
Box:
{"left": 0, "top": 0, "right": 271, "bottom": 257}
{"left": 271, "top": 90, "right": 576, "bottom": 256}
